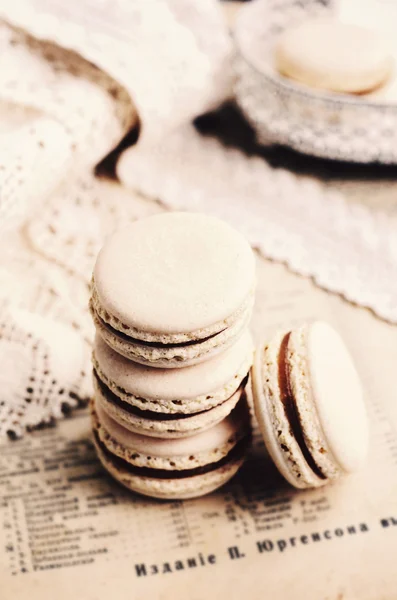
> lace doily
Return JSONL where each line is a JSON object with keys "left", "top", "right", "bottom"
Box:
{"left": 234, "top": 0, "right": 397, "bottom": 164}
{"left": 0, "top": 176, "right": 161, "bottom": 438}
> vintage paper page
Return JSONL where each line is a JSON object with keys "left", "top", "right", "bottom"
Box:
{"left": 1, "top": 248, "right": 397, "bottom": 600}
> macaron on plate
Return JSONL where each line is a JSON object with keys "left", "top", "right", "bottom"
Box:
{"left": 92, "top": 331, "right": 253, "bottom": 438}
{"left": 235, "top": 1, "right": 397, "bottom": 163}
{"left": 275, "top": 18, "right": 393, "bottom": 95}
{"left": 90, "top": 212, "right": 255, "bottom": 368}
{"left": 252, "top": 321, "right": 369, "bottom": 489}
{"left": 91, "top": 397, "right": 251, "bottom": 500}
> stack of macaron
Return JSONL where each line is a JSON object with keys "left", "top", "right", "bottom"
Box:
{"left": 89, "top": 212, "right": 256, "bottom": 500}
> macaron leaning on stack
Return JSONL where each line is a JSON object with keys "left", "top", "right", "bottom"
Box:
{"left": 252, "top": 321, "right": 369, "bottom": 489}
{"left": 89, "top": 212, "right": 256, "bottom": 500}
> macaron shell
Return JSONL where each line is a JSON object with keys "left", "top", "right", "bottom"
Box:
{"left": 93, "top": 330, "right": 253, "bottom": 413}
{"left": 91, "top": 300, "right": 252, "bottom": 368}
{"left": 94, "top": 396, "right": 249, "bottom": 459}
{"left": 91, "top": 284, "right": 254, "bottom": 346}
{"left": 93, "top": 374, "right": 245, "bottom": 439}
{"left": 287, "top": 326, "right": 341, "bottom": 480}
{"left": 94, "top": 438, "right": 244, "bottom": 500}
{"left": 91, "top": 395, "right": 250, "bottom": 500}
{"left": 91, "top": 398, "right": 248, "bottom": 470}
{"left": 251, "top": 336, "right": 326, "bottom": 489}
{"left": 93, "top": 212, "right": 256, "bottom": 338}
{"left": 306, "top": 322, "right": 369, "bottom": 473}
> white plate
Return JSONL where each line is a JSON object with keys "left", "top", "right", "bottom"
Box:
{"left": 234, "top": 0, "right": 397, "bottom": 164}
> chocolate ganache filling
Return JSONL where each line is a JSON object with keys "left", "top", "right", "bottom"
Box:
{"left": 94, "top": 370, "right": 248, "bottom": 422}
{"left": 278, "top": 333, "right": 326, "bottom": 480}
{"left": 96, "top": 311, "right": 227, "bottom": 348}
{"left": 94, "top": 430, "right": 249, "bottom": 480}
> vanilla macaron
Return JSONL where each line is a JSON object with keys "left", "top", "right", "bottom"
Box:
{"left": 276, "top": 17, "right": 393, "bottom": 94}
{"left": 91, "top": 397, "right": 251, "bottom": 500}
{"left": 92, "top": 331, "right": 253, "bottom": 438}
{"left": 252, "top": 321, "right": 369, "bottom": 489}
{"left": 90, "top": 212, "right": 256, "bottom": 368}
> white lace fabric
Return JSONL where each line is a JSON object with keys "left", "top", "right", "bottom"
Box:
{"left": 0, "top": 0, "right": 396, "bottom": 438}
{"left": 1, "top": 0, "right": 233, "bottom": 145}
{"left": 0, "top": 21, "right": 134, "bottom": 229}
{"left": 117, "top": 124, "right": 397, "bottom": 323}
{"left": 0, "top": 178, "right": 160, "bottom": 438}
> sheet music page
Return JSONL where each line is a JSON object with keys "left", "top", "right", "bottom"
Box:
{"left": 2, "top": 247, "right": 397, "bottom": 600}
